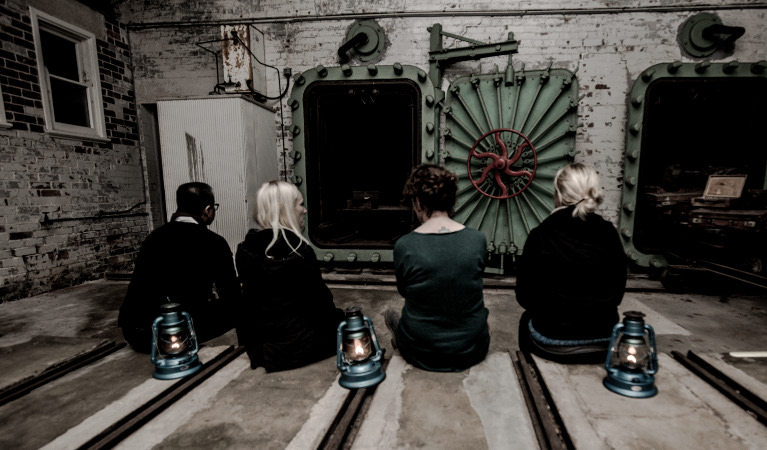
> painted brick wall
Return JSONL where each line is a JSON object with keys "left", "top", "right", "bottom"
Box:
{"left": 121, "top": 1, "right": 767, "bottom": 226}
{"left": 0, "top": 0, "right": 147, "bottom": 302}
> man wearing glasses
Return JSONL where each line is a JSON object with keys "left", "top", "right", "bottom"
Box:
{"left": 118, "top": 182, "right": 241, "bottom": 353}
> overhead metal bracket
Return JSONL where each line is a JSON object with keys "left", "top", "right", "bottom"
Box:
{"left": 427, "top": 24, "right": 519, "bottom": 158}
{"left": 428, "top": 24, "right": 519, "bottom": 94}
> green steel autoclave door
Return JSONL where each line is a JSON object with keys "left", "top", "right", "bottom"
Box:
{"left": 442, "top": 66, "right": 580, "bottom": 270}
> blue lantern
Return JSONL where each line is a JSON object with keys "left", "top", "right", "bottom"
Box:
{"left": 336, "top": 307, "right": 386, "bottom": 389}
{"left": 151, "top": 303, "right": 202, "bottom": 380}
{"left": 603, "top": 311, "right": 659, "bottom": 398}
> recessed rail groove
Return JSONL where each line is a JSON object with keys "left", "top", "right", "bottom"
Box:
{"left": 0, "top": 340, "right": 126, "bottom": 407}
{"left": 512, "top": 350, "right": 575, "bottom": 450}
{"left": 671, "top": 350, "right": 767, "bottom": 426}
{"left": 319, "top": 355, "right": 391, "bottom": 450}
{"left": 78, "top": 345, "right": 246, "bottom": 450}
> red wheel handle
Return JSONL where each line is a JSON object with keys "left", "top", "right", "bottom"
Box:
{"left": 467, "top": 128, "right": 537, "bottom": 199}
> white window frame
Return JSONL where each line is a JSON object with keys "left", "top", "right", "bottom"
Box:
{"left": 30, "top": 7, "right": 107, "bottom": 141}
{"left": 0, "top": 84, "right": 11, "bottom": 129}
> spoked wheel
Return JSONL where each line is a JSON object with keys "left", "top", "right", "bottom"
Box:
{"left": 467, "top": 128, "right": 537, "bottom": 199}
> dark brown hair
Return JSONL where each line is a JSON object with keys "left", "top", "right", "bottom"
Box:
{"left": 402, "top": 164, "right": 458, "bottom": 218}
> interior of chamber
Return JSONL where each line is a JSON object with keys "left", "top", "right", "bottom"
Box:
{"left": 303, "top": 80, "right": 422, "bottom": 249}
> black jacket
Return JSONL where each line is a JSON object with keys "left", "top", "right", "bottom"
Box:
{"left": 235, "top": 229, "right": 344, "bottom": 372}
{"left": 118, "top": 220, "right": 241, "bottom": 341}
{"left": 516, "top": 206, "right": 627, "bottom": 340}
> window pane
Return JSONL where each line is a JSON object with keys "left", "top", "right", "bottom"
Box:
{"left": 50, "top": 77, "right": 90, "bottom": 127}
{"left": 40, "top": 29, "right": 79, "bottom": 81}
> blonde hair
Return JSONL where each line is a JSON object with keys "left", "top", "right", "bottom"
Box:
{"left": 255, "top": 180, "right": 309, "bottom": 256}
{"left": 554, "top": 163, "right": 604, "bottom": 220}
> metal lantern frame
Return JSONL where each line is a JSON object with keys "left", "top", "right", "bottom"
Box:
{"left": 151, "top": 303, "right": 203, "bottom": 380}
{"left": 603, "top": 311, "right": 659, "bottom": 398}
{"left": 336, "top": 307, "right": 386, "bottom": 389}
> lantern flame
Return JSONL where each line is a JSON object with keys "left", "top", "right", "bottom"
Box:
{"left": 627, "top": 354, "right": 637, "bottom": 364}
{"left": 355, "top": 345, "right": 365, "bottom": 355}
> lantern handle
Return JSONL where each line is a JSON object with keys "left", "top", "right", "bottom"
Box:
{"left": 604, "top": 321, "right": 624, "bottom": 372}
{"left": 336, "top": 320, "right": 348, "bottom": 372}
{"left": 181, "top": 311, "right": 200, "bottom": 357}
{"left": 150, "top": 315, "right": 164, "bottom": 364}
{"left": 363, "top": 316, "right": 384, "bottom": 362}
{"left": 645, "top": 323, "right": 659, "bottom": 375}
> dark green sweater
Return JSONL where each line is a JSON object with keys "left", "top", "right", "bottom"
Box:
{"left": 393, "top": 228, "right": 490, "bottom": 372}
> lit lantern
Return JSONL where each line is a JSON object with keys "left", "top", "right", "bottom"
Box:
{"left": 151, "top": 303, "right": 202, "bottom": 380}
{"left": 336, "top": 306, "right": 386, "bottom": 389}
{"left": 603, "top": 310, "right": 659, "bottom": 398}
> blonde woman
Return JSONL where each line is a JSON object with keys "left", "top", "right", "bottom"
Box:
{"left": 516, "top": 163, "right": 627, "bottom": 363}
{"left": 236, "top": 180, "right": 344, "bottom": 372}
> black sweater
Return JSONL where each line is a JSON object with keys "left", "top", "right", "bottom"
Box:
{"left": 515, "top": 206, "right": 627, "bottom": 340}
{"left": 235, "top": 229, "right": 344, "bottom": 372}
{"left": 118, "top": 220, "right": 241, "bottom": 338}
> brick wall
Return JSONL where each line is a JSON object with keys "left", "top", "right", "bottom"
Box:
{"left": 119, "top": 1, "right": 767, "bottom": 224}
{"left": 0, "top": 0, "right": 147, "bottom": 302}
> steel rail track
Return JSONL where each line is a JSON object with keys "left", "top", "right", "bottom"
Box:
{"left": 319, "top": 353, "right": 391, "bottom": 450}
{"left": 77, "top": 344, "right": 246, "bottom": 450}
{"left": 512, "top": 350, "right": 575, "bottom": 450}
{"left": 0, "top": 340, "right": 126, "bottom": 408}
{"left": 672, "top": 350, "right": 767, "bottom": 426}
{"left": 9, "top": 340, "right": 765, "bottom": 449}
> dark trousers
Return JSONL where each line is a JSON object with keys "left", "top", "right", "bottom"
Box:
{"left": 518, "top": 311, "right": 608, "bottom": 364}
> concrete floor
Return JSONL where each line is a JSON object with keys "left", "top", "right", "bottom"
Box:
{"left": 0, "top": 275, "right": 765, "bottom": 449}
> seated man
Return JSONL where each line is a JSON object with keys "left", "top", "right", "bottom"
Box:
{"left": 118, "top": 182, "right": 241, "bottom": 353}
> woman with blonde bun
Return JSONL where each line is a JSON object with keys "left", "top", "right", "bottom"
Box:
{"left": 236, "top": 180, "right": 344, "bottom": 372}
{"left": 516, "top": 163, "right": 627, "bottom": 363}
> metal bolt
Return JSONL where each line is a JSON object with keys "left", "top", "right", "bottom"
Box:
{"left": 642, "top": 70, "right": 655, "bottom": 82}
{"left": 667, "top": 61, "right": 683, "bottom": 73}
{"left": 695, "top": 62, "right": 711, "bottom": 74}
{"left": 723, "top": 61, "right": 740, "bottom": 74}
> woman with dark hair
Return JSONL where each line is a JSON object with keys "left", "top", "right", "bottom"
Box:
{"left": 236, "top": 180, "right": 345, "bottom": 372}
{"left": 516, "top": 163, "right": 627, "bottom": 363}
{"left": 384, "top": 164, "right": 491, "bottom": 372}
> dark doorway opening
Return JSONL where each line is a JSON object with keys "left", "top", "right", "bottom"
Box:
{"left": 304, "top": 80, "right": 421, "bottom": 249}
{"left": 634, "top": 76, "right": 767, "bottom": 276}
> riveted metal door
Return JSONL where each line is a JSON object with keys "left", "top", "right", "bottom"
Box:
{"left": 443, "top": 66, "right": 580, "bottom": 267}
